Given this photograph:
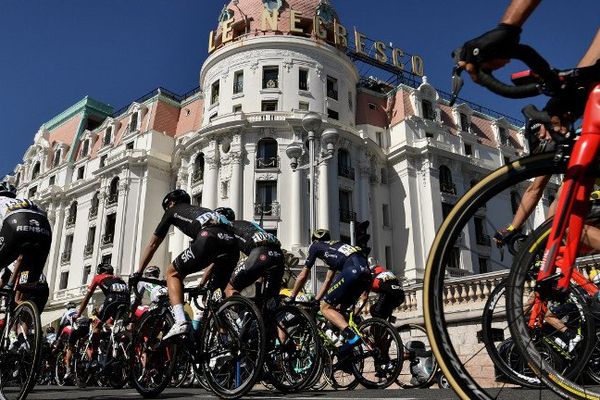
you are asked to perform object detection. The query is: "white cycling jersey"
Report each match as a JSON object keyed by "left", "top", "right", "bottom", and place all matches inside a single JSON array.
[
  {"left": 60, "top": 308, "right": 78, "bottom": 327},
  {"left": 137, "top": 281, "right": 167, "bottom": 304}
]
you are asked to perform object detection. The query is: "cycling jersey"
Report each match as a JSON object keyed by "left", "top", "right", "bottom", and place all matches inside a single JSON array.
[
  {"left": 154, "top": 203, "right": 231, "bottom": 239},
  {"left": 304, "top": 241, "right": 362, "bottom": 272},
  {"left": 60, "top": 308, "right": 78, "bottom": 328},
  {"left": 231, "top": 220, "right": 280, "bottom": 255},
  {"left": 136, "top": 281, "right": 167, "bottom": 304},
  {"left": 369, "top": 265, "right": 404, "bottom": 319},
  {"left": 88, "top": 274, "right": 130, "bottom": 322}
]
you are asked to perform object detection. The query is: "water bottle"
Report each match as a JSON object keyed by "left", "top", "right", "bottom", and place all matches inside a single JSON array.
[{"left": 325, "top": 329, "right": 340, "bottom": 345}]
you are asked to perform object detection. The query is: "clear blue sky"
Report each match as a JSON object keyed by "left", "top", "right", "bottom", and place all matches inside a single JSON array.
[{"left": 1, "top": 0, "right": 597, "bottom": 176}]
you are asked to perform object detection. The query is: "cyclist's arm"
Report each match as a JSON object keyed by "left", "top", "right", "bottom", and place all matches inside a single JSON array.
[
  {"left": 137, "top": 234, "right": 164, "bottom": 275},
  {"left": 290, "top": 267, "right": 310, "bottom": 298},
  {"left": 579, "top": 28, "right": 600, "bottom": 67},
  {"left": 511, "top": 174, "right": 551, "bottom": 229},
  {"left": 77, "top": 290, "right": 94, "bottom": 318},
  {"left": 315, "top": 269, "right": 335, "bottom": 301},
  {"left": 500, "top": 0, "right": 541, "bottom": 27}
]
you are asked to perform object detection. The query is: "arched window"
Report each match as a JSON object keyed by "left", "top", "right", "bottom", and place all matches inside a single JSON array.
[
  {"left": 31, "top": 162, "right": 41, "bottom": 179},
  {"left": 53, "top": 149, "right": 62, "bottom": 168},
  {"left": 337, "top": 149, "right": 354, "bottom": 180},
  {"left": 256, "top": 138, "right": 278, "bottom": 169},
  {"left": 90, "top": 192, "right": 100, "bottom": 218},
  {"left": 193, "top": 153, "right": 205, "bottom": 183},
  {"left": 80, "top": 139, "right": 90, "bottom": 158},
  {"left": 67, "top": 201, "right": 78, "bottom": 227},
  {"left": 108, "top": 177, "right": 119, "bottom": 205},
  {"left": 439, "top": 165, "right": 455, "bottom": 195}
]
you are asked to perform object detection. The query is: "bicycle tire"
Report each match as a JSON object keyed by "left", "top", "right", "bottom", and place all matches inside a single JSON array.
[
  {"left": 423, "top": 153, "right": 572, "bottom": 399},
  {"left": 199, "top": 295, "right": 266, "bottom": 399},
  {"left": 507, "top": 217, "right": 599, "bottom": 399},
  {"left": 395, "top": 323, "right": 438, "bottom": 389},
  {"left": 481, "top": 279, "right": 542, "bottom": 388},
  {"left": 130, "top": 306, "right": 178, "bottom": 398},
  {"left": 352, "top": 317, "right": 403, "bottom": 389},
  {"left": 54, "top": 350, "right": 68, "bottom": 387}
]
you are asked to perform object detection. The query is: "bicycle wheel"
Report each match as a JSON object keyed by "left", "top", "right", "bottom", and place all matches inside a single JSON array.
[
  {"left": 0, "top": 301, "right": 42, "bottom": 400},
  {"left": 481, "top": 279, "right": 543, "bottom": 388},
  {"left": 508, "top": 217, "right": 599, "bottom": 399},
  {"left": 423, "top": 153, "right": 578, "bottom": 399},
  {"left": 54, "top": 349, "right": 68, "bottom": 386},
  {"left": 263, "top": 304, "right": 322, "bottom": 393},
  {"left": 170, "top": 349, "right": 193, "bottom": 388},
  {"left": 396, "top": 323, "right": 437, "bottom": 388},
  {"left": 351, "top": 317, "right": 402, "bottom": 389},
  {"left": 199, "top": 295, "right": 266, "bottom": 399},
  {"left": 130, "top": 307, "right": 178, "bottom": 398}
]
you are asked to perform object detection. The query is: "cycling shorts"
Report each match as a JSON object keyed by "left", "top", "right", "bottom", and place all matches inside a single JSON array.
[
  {"left": 230, "top": 245, "right": 284, "bottom": 301},
  {"left": 370, "top": 280, "right": 405, "bottom": 319},
  {"left": 173, "top": 226, "right": 239, "bottom": 290},
  {"left": 97, "top": 296, "right": 128, "bottom": 323},
  {"left": 323, "top": 255, "right": 372, "bottom": 309}
]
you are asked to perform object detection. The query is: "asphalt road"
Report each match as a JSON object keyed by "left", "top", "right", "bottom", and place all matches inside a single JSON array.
[{"left": 25, "top": 386, "right": 564, "bottom": 400}]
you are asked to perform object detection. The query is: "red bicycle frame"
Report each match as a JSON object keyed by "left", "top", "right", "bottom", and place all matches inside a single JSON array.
[{"left": 529, "top": 84, "right": 600, "bottom": 328}]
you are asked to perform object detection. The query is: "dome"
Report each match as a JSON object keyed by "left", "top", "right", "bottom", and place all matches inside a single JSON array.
[{"left": 211, "top": 0, "right": 340, "bottom": 50}]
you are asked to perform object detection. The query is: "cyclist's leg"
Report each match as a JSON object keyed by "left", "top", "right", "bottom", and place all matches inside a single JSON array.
[{"left": 226, "top": 247, "right": 264, "bottom": 297}]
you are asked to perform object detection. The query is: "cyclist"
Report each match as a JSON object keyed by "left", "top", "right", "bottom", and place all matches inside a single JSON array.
[
  {"left": 214, "top": 207, "right": 285, "bottom": 309},
  {"left": 288, "top": 229, "right": 372, "bottom": 354},
  {"left": 56, "top": 301, "right": 81, "bottom": 380},
  {"left": 134, "top": 189, "right": 238, "bottom": 340},
  {"left": 132, "top": 266, "right": 166, "bottom": 310},
  {"left": 0, "top": 181, "right": 52, "bottom": 312},
  {"left": 74, "top": 263, "right": 129, "bottom": 360},
  {"left": 368, "top": 262, "right": 405, "bottom": 321}
]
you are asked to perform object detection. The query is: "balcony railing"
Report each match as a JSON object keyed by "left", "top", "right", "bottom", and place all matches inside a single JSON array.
[
  {"left": 476, "top": 234, "right": 492, "bottom": 247},
  {"left": 233, "top": 81, "right": 243, "bottom": 94},
  {"left": 338, "top": 166, "right": 355, "bottom": 180},
  {"left": 339, "top": 209, "right": 357, "bottom": 223},
  {"left": 60, "top": 250, "right": 72, "bottom": 265},
  {"left": 102, "top": 233, "right": 114, "bottom": 246},
  {"left": 84, "top": 244, "right": 94, "bottom": 258},
  {"left": 89, "top": 206, "right": 98, "bottom": 219},
  {"left": 192, "top": 169, "right": 204, "bottom": 184},
  {"left": 107, "top": 194, "right": 118, "bottom": 206},
  {"left": 254, "top": 202, "right": 280, "bottom": 218},
  {"left": 65, "top": 215, "right": 76, "bottom": 228},
  {"left": 256, "top": 157, "right": 278, "bottom": 169},
  {"left": 440, "top": 182, "right": 457, "bottom": 195}
]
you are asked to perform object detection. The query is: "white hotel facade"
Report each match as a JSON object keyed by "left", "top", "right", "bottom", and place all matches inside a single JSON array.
[{"left": 5, "top": 0, "right": 552, "bottom": 319}]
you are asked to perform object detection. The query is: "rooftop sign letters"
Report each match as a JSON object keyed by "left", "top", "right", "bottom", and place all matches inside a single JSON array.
[{"left": 208, "top": 7, "right": 425, "bottom": 77}]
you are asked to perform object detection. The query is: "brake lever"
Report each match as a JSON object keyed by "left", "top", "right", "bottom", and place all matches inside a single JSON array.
[{"left": 449, "top": 49, "right": 465, "bottom": 107}]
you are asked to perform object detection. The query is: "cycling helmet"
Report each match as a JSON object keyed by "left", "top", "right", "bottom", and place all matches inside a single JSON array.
[
  {"left": 144, "top": 266, "right": 160, "bottom": 279},
  {"left": 65, "top": 301, "right": 76, "bottom": 310},
  {"left": 214, "top": 207, "right": 235, "bottom": 222},
  {"left": 161, "top": 189, "right": 191, "bottom": 211},
  {"left": 311, "top": 229, "right": 331, "bottom": 242},
  {"left": 0, "top": 181, "right": 17, "bottom": 198},
  {"left": 96, "top": 262, "right": 114, "bottom": 275}
]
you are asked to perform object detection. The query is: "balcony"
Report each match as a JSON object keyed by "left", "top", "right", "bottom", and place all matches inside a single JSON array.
[
  {"left": 256, "top": 157, "right": 278, "bottom": 170},
  {"left": 89, "top": 206, "right": 98, "bottom": 220},
  {"left": 65, "top": 215, "right": 76, "bottom": 228},
  {"left": 84, "top": 244, "right": 94, "bottom": 258},
  {"left": 254, "top": 202, "right": 280, "bottom": 218},
  {"left": 107, "top": 194, "right": 118, "bottom": 206},
  {"left": 101, "top": 233, "right": 114, "bottom": 246},
  {"left": 440, "top": 182, "right": 457, "bottom": 195},
  {"left": 476, "top": 234, "right": 492, "bottom": 247},
  {"left": 233, "top": 82, "right": 243, "bottom": 94},
  {"left": 338, "top": 166, "right": 355, "bottom": 180},
  {"left": 192, "top": 169, "right": 204, "bottom": 184},
  {"left": 339, "top": 209, "right": 357, "bottom": 223},
  {"left": 60, "top": 250, "right": 72, "bottom": 265}
]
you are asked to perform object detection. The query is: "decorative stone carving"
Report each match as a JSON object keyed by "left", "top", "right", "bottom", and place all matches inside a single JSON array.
[
  {"left": 205, "top": 157, "right": 219, "bottom": 171},
  {"left": 283, "top": 57, "right": 294, "bottom": 72},
  {"left": 256, "top": 173, "right": 277, "bottom": 181}
]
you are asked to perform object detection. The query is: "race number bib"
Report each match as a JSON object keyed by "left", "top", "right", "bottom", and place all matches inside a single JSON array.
[
  {"left": 337, "top": 244, "right": 359, "bottom": 257},
  {"left": 110, "top": 282, "right": 128, "bottom": 293}
]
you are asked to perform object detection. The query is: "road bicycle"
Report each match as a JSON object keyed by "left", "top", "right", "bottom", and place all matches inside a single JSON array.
[
  {"left": 423, "top": 43, "right": 600, "bottom": 399},
  {"left": 0, "top": 283, "right": 43, "bottom": 400},
  {"left": 53, "top": 316, "right": 90, "bottom": 387}
]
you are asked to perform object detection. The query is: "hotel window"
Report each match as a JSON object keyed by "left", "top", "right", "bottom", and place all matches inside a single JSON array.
[
  {"left": 62, "top": 234, "right": 74, "bottom": 263},
  {"left": 209, "top": 113, "right": 218, "bottom": 123},
  {"left": 82, "top": 265, "right": 92, "bottom": 285},
  {"left": 299, "top": 101, "right": 309, "bottom": 111},
  {"left": 233, "top": 70, "right": 244, "bottom": 94},
  {"left": 103, "top": 127, "right": 113, "bottom": 146},
  {"left": 263, "top": 66, "right": 279, "bottom": 89},
  {"left": 59, "top": 271, "right": 69, "bottom": 290},
  {"left": 86, "top": 226, "right": 96, "bottom": 248},
  {"left": 479, "top": 257, "right": 489, "bottom": 274},
  {"left": 385, "top": 246, "right": 393, "bottom": 269},
  {"left": 80, "top": 139, "right": 90, "bottom": 158},
  {"left": 193, "top": 193, "right": 202, "bottom": 206},
  {"left": 31, "top": 162, "right": 41, "bottom": 179},
  {"left": 474, "top": 217, "right": 490, "bottom": 246},
  {"left": 299, "top": 68, "right": 309, "bottom": 91},
  {"left": 211, "top": 80, "right": 220, "bottom": 105},
  {"left": 339, "top": 190, "right": 353, "bottom": 223},
  {"left": 193, "top": 153, "right": 204, "bottom": 183},
  {"left": 221, "top": 180, "right": 229, "bottom": 199},
  {"left": 338, "top": 149, "right": 353, "bottom": 180},
  {"left": 103, "top": 213, "right": 116, "bottom": 245},
  {"left": 499, "top": 126, "right": 511, "bottom": 146},
  {"left": 464, "top": 143, "right": 473, "bottom": 156},
  {"left": 376, "top": 132, "right": 383, "bottom": 147},
  {"left": 504, "top": 156, "right": 511, "bottom": 165},
  {"left": 100, "top": 155, "right": 107, "bottom": 168},
  {"left": 327, "top": 109, "right": 339, "bottom": 120},
  {"left": 101, "top": 254, "right": 112, "bottom": 266},
  {"left": 28, "top": 186, "right": 37, "bottom": 198},
  {"left": 422, "top": 99, "right": 434, "bottom": 120},
  {"left": 233, "top": 104, "right": 242, "bottom": 113},
  {"left": 257, "top": 138, "right": 278, "bottom": 169},
  {"left": 327, "top": 76, "right": 338, "bottom": 100},
  {"left": 48, "top": 175, "right": 55, "bottom": 186},
  {"left": 439, "top": 165, "right": 455, "bottom": 195},
  {"left": 77, "top": 166, "right": 85, "bottom": 180},
  {"left": 261, "top": 100, "right": 278, "bottom": 112},
  {"left": 460, "top": 113, "right": 470, "bottom": 132},
  {"left": 53, "top": 149, "right": 62, "bottom": 168},
  {"left": 382, "top": 204, "right": 391, "bottom": 227},
  {"left": 256, "top": 181, "right": 277, "bottom": 214},
  {"left": 130, "top": 112, "right": 139, "bottom": 132}
]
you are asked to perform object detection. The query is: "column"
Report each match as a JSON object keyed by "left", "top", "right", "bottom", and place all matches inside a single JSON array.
[
  {"left": 203, "top": 155, "right": 219, "bottom": 209},
  {"left": 358, "top": 162, "right": 370, "bottom": 221},
  {"left": 317, "top": 161, "right": 330, "bottom": 231},
  {"left": 47, "top": 200, "right": 65, "bottom": 302},
  {"left": 290, "top": 167, "right": 303, "bottom": 249},
  {"left": 230, "top": 152, "right": 243, "bottom": 218}
]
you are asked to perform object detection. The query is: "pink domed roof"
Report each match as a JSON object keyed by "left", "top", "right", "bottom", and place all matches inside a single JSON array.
[{"left": 211, "top": 0, "right": 339, "bottom": 49}]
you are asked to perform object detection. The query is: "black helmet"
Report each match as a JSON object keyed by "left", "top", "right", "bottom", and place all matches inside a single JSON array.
[
  {"left": 0, "top": 181, "right": 17, "bottom": 198},
  {"left": 162, "top": 189, "right": 190, "bottom": 210},
  {"left": 96, "top": 262, "right": 114, "bottom": 275},
  {"left": 65, "top": 301, "right": 76, "bottom": 310},
  {"left": 312, "top": 229, "right": 331, "bottom": 242},
  {"left": 214, "top": 207, "right": 235, "bottom": 222},
  {"left": 144, "top": 266, "right": 160, "bottom": 278}
]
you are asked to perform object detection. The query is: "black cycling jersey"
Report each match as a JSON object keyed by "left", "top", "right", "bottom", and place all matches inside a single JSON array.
[
  {"left": 231, "top": 220, "right": 280, "bottom": 255},
  {"left": 154, "top": 204, "right": 230, "bottom": 239},
  {"left": 304, "top": 241, "right": 362, "bottom": 272}
]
